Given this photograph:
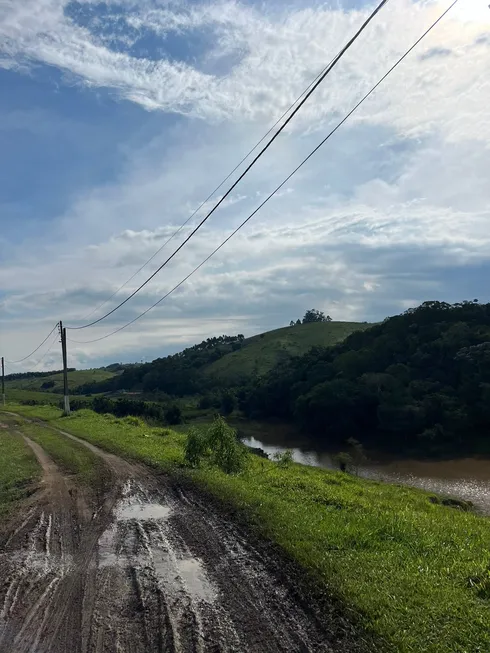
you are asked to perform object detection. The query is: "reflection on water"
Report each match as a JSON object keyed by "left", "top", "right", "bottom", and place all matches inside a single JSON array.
[{"left": 242, "top": 435, "right": 490, "bottom": 514}]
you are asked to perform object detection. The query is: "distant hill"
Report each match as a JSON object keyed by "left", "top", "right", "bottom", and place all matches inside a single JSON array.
[
  {"left": 205, "top": 321, "right": 370, "bottom": 384},
  {"left": 5, "top": 368, "right": 116, "bottom": 393}
]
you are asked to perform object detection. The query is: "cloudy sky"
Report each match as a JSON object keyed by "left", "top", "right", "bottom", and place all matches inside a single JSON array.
[{"left": 1, "top": 0, "right": 489, "bottom": 371}]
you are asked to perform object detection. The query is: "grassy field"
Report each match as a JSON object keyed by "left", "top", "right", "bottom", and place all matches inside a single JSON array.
[
  {"left": 2, "top": 388, "right": 95, "bottom": 407},
  {"left": 205, "top": 321, "right": 370, "bottom": 383},
  {"left": 4, "top": 403, "right": 489, "bottom": 653},
  {"left": 0, "top": 420, "right": 40, "bottom": 520},
  {"left": 5, "top": 368, "right": 115, "bottom": 393}
]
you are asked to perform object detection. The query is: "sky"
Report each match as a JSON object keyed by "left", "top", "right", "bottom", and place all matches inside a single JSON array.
[{"left": 0, "top": 0, "right": 489, "bottom": 372}]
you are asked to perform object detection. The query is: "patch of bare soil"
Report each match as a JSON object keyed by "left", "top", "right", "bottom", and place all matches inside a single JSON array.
[{"left": 0, "top": 416, "right": 371, "bottom": 653}]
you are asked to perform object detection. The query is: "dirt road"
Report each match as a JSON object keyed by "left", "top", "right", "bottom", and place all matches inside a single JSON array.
[{"left": 0, "top": 415, "right": 366, "bottom": 653}]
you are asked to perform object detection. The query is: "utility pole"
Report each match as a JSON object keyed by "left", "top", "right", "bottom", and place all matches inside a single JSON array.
[
  {"left": 59, "top": 321, "right": 70, "bottom": 416},
  {"left": 1, "top": 356, "right": 5, "bottom": 406}
]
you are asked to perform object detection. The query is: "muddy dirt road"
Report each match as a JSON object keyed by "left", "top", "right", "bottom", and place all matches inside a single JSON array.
[{"left": 0, "top": 415, "right": 366, "bottom": 653}]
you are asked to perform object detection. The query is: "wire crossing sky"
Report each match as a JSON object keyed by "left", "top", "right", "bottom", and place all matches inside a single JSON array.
[{"left": 1, "top": 0, "right": 489, "bottom": 369}]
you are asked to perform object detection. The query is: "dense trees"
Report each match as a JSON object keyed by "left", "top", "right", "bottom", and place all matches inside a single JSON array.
[
  {"left": 290, "top": 310, "right": 332, "bottom": 325},
  {"left": 244, "top": 301, "right": 490, "bottom": 457}
]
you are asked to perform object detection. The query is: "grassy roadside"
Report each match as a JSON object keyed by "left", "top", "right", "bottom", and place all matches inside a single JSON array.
[
  {"left": 4, "top": 403, "right": 490, "bottom": 653},
  {"left": 0, "top": 419, "right": 40, "bottom": 521},
  {"left": 5, "top": 414, "right": 109, "bottom": 499}
]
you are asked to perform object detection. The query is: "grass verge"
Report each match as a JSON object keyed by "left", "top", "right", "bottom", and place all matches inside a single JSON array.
[
  {"left": 8, "top": 414, "right": 110, "bottom": 499},
  {"left": 0, "top": 418, "right": 40, "bottom": 521},
  {"left": 4, "top": 403, "right": 490, "bottom": 653}
]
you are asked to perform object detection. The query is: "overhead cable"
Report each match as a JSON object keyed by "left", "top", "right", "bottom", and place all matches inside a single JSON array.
[
  {"left": 67, "top": 0, "right": 459, "bottom": 345},
  {"left": 67, "top": 0, "right": 391, "bottom": 331},
  {"left": 6, "top": 323, "right": 60, "bottom": 364}
]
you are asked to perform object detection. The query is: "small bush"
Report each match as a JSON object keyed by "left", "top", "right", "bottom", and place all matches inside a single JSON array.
[
  {"left": 207, "top": 417, "right": 247, "bottom": 474},
  {"left": 273, "top": 449, "right": 294, "bottom": 467},
  {"left": 333, "top": 451, "right": 353, "bottom": 472},
  {"left": 184, "top": 428, "right": 208, "bottom": 467},
  {"left": 184, "top": 417, "right": 247, "bottom": 474},
  {"left": 122, "top": 416, "right": 145, "bottom": 427}
]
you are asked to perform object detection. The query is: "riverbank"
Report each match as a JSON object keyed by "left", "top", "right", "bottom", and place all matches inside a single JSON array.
[{"left": 3, "top": 403, "right": 490, "bottom": 653}]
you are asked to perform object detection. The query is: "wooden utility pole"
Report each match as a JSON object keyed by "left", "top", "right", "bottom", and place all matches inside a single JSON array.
[
  {"left": 59, "top": 321, "right": 70, "bottom": 416},
  {"left": 1, "top": 356, "right": 5, "bottom": 406}
]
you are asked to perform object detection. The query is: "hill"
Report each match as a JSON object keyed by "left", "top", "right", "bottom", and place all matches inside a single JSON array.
[
  {"left": 244, "top": 300, "right": 490, "bottom": 457},
  {"left": 205, "top": 321, "right": 370, "bottom": 384},
  {"left": 5, "top": 368, "right": 115, "bottom": 393}
]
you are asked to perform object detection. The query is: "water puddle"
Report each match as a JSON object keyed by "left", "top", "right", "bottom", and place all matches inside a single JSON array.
[
  {"left": 177, "top": 558, "right": 216, "bottom": 603},
  {"left": 116, "top": 503, "right": 171, "bottom": 521}
]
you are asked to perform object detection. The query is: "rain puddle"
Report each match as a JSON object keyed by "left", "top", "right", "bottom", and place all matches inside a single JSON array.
[
  {"left": 116, "top": 503, "right": 171, "bottom": 521},
  {"left": 152, "top": 549, "right": 216, "bottom": 604}
]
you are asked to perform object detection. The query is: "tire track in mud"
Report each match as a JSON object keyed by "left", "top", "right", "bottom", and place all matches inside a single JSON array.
[{"left": 0, "top": 414, "right": 369, "bottom": 653}]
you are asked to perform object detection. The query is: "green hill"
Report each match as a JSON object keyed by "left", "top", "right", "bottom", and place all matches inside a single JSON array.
[
  {"left": 205, "top": 321, "right": 370, "bottom": 384},
  {"left": 5, "top": 368, "right": 115, "bottom": 393}
]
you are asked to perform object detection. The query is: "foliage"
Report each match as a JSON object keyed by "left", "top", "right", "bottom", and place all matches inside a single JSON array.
[
  {"left": 333, "top": 451, "right": 353, "bottom": 472},
  {"left": 184, "top": 428, "right": 208, "bottom": 467},
  {"left": 302, "top": 308, "right": 332, "bottom": 323},
  {"left": 272, "top": 448, "right": 294, "bottom": 467},
  {"left": 164, "top": 404, "right": 183, "bottom": 425},
  {"left": 7, "top": 403, "right": 490, "bottom": 653},
  {"left": 219, "top": 390, "right": 236, "bottom": 416},
  {"left": 184, "top": 417, "right": 247, "bottom": 474},
  {"left": 245, "top": 300, "right": 490, "bottom": 457}
]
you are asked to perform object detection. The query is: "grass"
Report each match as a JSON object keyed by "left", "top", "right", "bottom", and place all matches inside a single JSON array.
[
  {"left": 8, "top": 415, "right": 109, "bottom": 499},
  {"left": 205, "top": 321, "right": 370, "bottom": 383},
  {"left": 0, "top": 419, "right": 40, "bottom": 520},
  {"left": 4, "top": 403, "right": 490, "bottom": 653},
  {"left": 5, "top": 368, "right": 115, "bottom": 393}
]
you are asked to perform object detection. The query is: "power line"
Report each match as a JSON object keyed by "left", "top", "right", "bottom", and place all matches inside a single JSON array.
[
  {"left": 77, "top": 56, "right": 345, "bottom": 323},
  {"left": 68, "top": 0, "right": 459, "bottom": 346},
  {"left": 5, "top": 323, "right": 59, "bottom": 364},
  {"left": 67, "top": 0, "right": 390, "bottom": 331}
]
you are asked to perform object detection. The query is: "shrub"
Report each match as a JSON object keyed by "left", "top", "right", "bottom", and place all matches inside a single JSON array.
[
  {"left": 207, "top": 417, "right": 247, "bottom": 474},
  {"left": 184, "top": 428, "right": 208, "bottom": 467},
  {"left": 184, "top": 417, "right": 248, "bottom": 474},
  {"left": 333, "top": 451, "right": 353, "bottom": 472},
  {"left": 273, "top": 449, "right": 294, "bottom": 467}
]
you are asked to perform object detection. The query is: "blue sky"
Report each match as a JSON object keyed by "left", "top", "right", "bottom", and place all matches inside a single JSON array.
[{"left": 0, "top": 0, "right": 489, "bottom": 371}]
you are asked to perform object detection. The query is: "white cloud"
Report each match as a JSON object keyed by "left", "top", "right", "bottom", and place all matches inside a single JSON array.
[{"left": 1, "top": 0, "right": 490, "bottom": 369}]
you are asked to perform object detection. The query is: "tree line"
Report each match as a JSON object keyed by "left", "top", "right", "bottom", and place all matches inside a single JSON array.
[{"left": 242, "top": 301, "right": 490, "bottom": 457}]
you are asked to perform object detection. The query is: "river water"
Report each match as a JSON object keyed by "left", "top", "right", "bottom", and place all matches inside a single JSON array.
[{"left": 240, "top": 425, "right": 490, "bottom": 515}]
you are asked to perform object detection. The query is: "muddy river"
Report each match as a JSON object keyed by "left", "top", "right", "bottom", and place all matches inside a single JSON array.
[{"left": 241, "top": 426, "right": 490, "bottom": 514}]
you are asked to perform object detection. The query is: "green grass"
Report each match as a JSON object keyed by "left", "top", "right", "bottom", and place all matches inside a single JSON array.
[
  {"left": 4, "top": 403, "right": 490, "bottom": 653},
  {"left": 3, "top": 388, "right": 94, "bottom": 408},
  {"left": 0, "top": 419, "right": 40, "bottom": 520},
  {"left": 205, "top": 321, "right": 370, "bottom": 383},
  {"left": 8, "top": 415, "right": 109, "bottom": 499},
  {"left": 5, "top": 368, "right": 115, "bottom": 393}
]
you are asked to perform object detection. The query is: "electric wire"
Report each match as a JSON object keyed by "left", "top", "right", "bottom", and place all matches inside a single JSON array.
[
  {"left": 67, "top": 0, "right": 459, "bottom": 346},
  {"left": 67, "top": 0, "right": 391, "bottom": 331},
  {"left": 77, "top": 55, "right": 347, "bottom": 322},
  {"left": 5, "top": 323, "right": 60, "bottom": 364}
]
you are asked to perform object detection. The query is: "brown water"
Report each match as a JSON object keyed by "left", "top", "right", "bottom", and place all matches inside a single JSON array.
[{"left": 241, "top": 425, "right": 490, "bottom": 514}]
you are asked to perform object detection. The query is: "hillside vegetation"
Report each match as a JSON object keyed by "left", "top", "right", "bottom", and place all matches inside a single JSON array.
[
  {"left": 5, "top": 404, "right": 490, "bottom": 653},
  {"left": 5, "top": 368, "right": 115, "bottom": 393},
  {"left": 205, "top": 321, "right": 369, "bottom": 383},
  {"left": 244, "top": 300, "right": 490, "bottom": 457}
]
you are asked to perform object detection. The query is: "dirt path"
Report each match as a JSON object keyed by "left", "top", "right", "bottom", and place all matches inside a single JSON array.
[{"left": 0, "top": 415, "right": 367, "bottom": 653}]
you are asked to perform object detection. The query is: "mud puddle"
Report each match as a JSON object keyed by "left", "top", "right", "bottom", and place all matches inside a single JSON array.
[{"left": 0, "top": 413, "right": 370, "bottom": 653}]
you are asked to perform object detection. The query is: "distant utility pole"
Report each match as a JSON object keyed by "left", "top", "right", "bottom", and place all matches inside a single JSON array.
[
  {"left": 1, "top": 356, "right": 5, "bottom": 406},
  {"left": 59, "top": 321, "right": 70, "bottom": 416}
]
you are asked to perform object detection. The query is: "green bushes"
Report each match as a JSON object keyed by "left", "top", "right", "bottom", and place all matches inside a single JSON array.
[{"left": 184, "top": 417, "right": 247, "bottom": 473}]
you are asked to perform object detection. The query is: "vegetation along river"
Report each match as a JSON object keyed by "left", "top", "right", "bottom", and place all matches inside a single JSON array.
[{"left": 240, "top": 424, "right": 490, "bottom": 515}]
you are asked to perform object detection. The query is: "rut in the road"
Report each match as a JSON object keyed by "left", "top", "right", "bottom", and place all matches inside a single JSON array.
[{"left": 0, "top": 415, "right": 370, "bottom": 653}]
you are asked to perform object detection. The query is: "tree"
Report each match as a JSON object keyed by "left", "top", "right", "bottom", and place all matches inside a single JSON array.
[
  {"left": 220, "top": 391, "right": 236, "bottom": 416},
  {"left": 165, "top": 405, "right": 182, "bottom": 425},
  {"left": 289, "top": 320, "right": 295, "bottom": 327},
  {"left": 296, "top": 319, "right": 301, "bottom": 326},
  {"left": 302, "top": 309, "right": 328, "bottom": 324}
]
